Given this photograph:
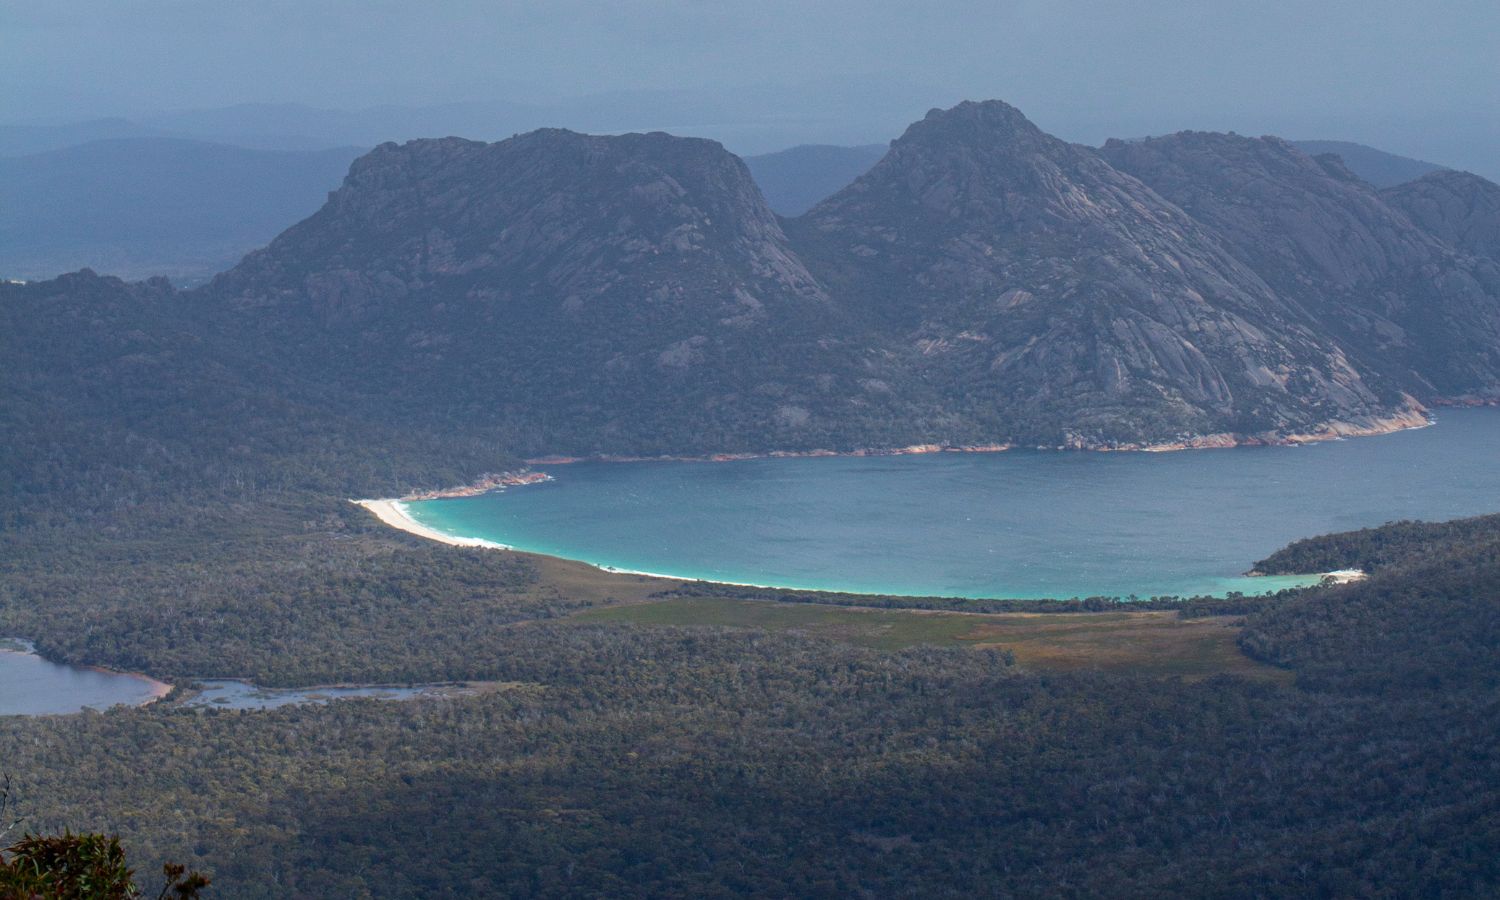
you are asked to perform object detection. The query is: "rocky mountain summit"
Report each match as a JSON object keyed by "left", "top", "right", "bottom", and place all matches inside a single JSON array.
[
  {"left": 792, "top": 102, "right": 1404, "bottom": 446},
  {"left": 16, "top": 100, "right": 1500, "bottom": 458},
  {"left": 214, "top": 129, "right": 828, "bottom": 322},
  {"left": 203, "top": 128, "right": 930, "bottom": 455}
]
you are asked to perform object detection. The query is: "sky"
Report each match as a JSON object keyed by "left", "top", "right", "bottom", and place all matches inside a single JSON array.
[{"left": 3, "top": 0, "right": 1497, "bottom": 169}]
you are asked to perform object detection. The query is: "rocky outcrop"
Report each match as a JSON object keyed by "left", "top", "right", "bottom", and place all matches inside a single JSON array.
[
  {"left": 203, "top": 129, "right": 924, "bottom": 456},
  {"left": 215, "top": 130, "right": 829, "bottom": 320},
  {"left": 401, "top": 469, "right": 552, "bottom": 500},
  {"left": 790, "top": 101, "right": 1403, "bottom": 446},
  {"left": 1383, "top": 170, "right": 1500, "bottom": 262},
  {"left": 145, "top": 101, "right": 1500, "bottom": 455},
  {"left": 1101, "top": 132, "right": 1500, "bottom": 402}
]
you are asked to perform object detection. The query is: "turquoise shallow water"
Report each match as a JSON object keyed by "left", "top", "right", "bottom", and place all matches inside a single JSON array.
[{"left": 405, "top": 408, "right": 1500, "bottom": 600}]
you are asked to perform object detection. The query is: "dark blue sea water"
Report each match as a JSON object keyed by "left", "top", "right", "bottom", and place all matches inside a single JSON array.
[{"left": 405, "top": 408, "right": 1500, "bottom": 600}]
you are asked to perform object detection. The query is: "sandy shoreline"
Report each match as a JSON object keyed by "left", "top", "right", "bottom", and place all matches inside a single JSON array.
[
  {"left": 353, "top": 498, "right": 512, "bottom": 549},
  {"left": 1320, "top": 569, "right": 1368, "bottom": 585},
  {"left": 355, "top": 498, "right": 692, "bottom": 581},
  {"left": 526, "top": 443, "right": 1015, "bottom": 466},
  {"left": 354, "top": 499, "right": 1364, "bottom": 600},
  {"left": 525, "top": 408, "right": 1434, "bottom": 466},
  {"left": 115, "top": 669, "right": 174, "bottom": 704},
  {"left": 1, "top": 640, "right": 173, "bottom": 710}
]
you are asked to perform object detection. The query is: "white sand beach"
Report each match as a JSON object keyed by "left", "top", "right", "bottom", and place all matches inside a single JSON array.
[
  {"left": 355, "top": 500, "right": 1370, "bottom": 597},
  {"left": 352, "top": 499, "right": 511, "bottom": 549},
  {"left": 1322, "top": 569, "right": 1368, "bottom": 584}
]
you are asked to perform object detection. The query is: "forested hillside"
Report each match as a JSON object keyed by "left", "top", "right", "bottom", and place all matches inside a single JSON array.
[
  {"left": 4, "top": 515, "right": 1500, "bottom": 896},
  {"left": 1245, "top": 514, "right": 1500, "bottom": 692}
]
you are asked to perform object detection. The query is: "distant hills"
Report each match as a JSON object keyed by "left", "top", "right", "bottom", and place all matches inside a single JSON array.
[
  {"left": 1289, "top": 140, "right": 1445, "bottom": 188},
  {"left": 0, "top": 82, "right": 949, "bottom": 159},
  {"left": 8, "top": 100, "right": 1500, "bottom": 463},
  {"left": 0, "top": 117, "right": 168, "bottom": 158},
  {"left": 1, "top": 126, "right": 1461, "bottom": 285},
  {"left": 742, "top": 144, "right": 888, "bottom": 216},
  {"left": 0, "top": 138, "right": 363, "bottom": 282}
]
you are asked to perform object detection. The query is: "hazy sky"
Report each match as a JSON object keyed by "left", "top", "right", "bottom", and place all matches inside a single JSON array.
[{"left": 5, "top": 1, "right": 1497, "bottom": 168}]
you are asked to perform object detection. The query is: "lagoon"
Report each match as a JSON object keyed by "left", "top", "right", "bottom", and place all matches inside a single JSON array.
[
  {"left": 0, "top": 640, "right": 168, "bottom": 716},
  {"left": 404, "top": 408, "right": 1500, "bottom": 600}
]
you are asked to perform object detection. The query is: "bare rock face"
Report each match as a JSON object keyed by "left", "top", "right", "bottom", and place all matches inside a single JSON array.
[
  {"left": 168, "top": 103, "right": 1500, "bottom": 455},
  {"left": 205, "top": 130, "right": 914, "bottom": 455},
  {"left": 1101, "top": 133, "right": 1500, "bottom": 402},
  {"left": 1384, "top": 170, "right": 1500, "bottom": 263},
  {"left": 791, "top": 101, "right": 1400, "bottom": 445},
  {"left": 213, "top": 130, "right": 829, "bottom": 326}
]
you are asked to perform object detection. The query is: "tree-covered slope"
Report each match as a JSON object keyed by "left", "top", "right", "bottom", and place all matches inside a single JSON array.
[
  {"left": 6, "top": 513, "right": 1500, "bottom": 896},
  {"left": 0, "top": 271, "right": 515, "bottom": 524},
  {"left": 1244, "top": 513, "right": 1500, "bottom": 693}
]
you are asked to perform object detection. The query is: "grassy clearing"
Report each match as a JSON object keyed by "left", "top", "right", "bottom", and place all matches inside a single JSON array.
[
  {"left": 524, "top": 552, "right": 683, "bottom": 605},
  {"left": 575, "top": 597, "right": 1286, "bottom": 680}
]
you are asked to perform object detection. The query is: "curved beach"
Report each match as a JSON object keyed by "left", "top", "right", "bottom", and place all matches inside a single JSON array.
[
  {"left": 353, "top": 498, "right": 511, "bottom": 549},
  {"left": 354, "top": 495, "right": 1363, "bottom": 600}
]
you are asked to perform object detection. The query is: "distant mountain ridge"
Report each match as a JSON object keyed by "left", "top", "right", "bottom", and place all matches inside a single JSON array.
[
  {"left": 0, "top": 138, "right": 363, "bottom": 282},
  {"left": 0, "top": 81, "right": 949, "bottom": 159},
  {"left": 1290, "top": 140, "right": 1446, "bottom": 188},
  {"left": 739, "top": 139, "right": 1452, "bottom": 217},
  {"left": 1, "top": 126, "right": 1463, "bottom": 286},
  {"left": 10, "top": 99, "right": 1500, "bottom": 463}
]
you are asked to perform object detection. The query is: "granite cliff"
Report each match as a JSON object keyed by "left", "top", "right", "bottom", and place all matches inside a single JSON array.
[
  {"left": 1101, "top": 132, "right": 1500, "bottom": 403},
  {"left": 791, "top": 101, "right": 1407, "bottom": 447},
  {"left": 16, "top": 100, "right": 1500, "bottom": 460},
  {"left": 1383, "top": 169, "right": 1500, "bottom": 263},
  {"left": 204, "top": 129, "right": 934, "bottom": 455}
]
